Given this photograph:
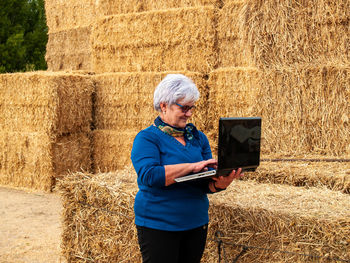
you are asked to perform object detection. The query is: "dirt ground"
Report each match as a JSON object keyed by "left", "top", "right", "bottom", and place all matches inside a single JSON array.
[{"left": 0, "top": 186, "right": 65, "bottom": 263}]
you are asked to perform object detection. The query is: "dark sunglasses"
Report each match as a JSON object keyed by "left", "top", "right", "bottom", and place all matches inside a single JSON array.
[{"left": 175, "top": 103, "right": 196, "bottom": 113}]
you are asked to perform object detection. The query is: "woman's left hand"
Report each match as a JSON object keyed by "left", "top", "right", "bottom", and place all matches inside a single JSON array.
[{"left": 212, "top": 168, "right": 244, "bottom": 190}]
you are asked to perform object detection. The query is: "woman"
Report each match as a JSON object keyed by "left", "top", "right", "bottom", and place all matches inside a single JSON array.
[{"left": 131, "top": 74, "right": 243, "bottom": 263}]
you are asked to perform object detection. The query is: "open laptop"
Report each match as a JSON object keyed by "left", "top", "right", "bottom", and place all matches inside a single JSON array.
[{"left": 174, "top": 117, "right": 262, "bottom": 183}]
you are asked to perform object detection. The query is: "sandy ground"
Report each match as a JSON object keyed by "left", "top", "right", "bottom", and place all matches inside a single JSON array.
[{"left": 0, "top": 186, "right": 65, "bottom": 263}]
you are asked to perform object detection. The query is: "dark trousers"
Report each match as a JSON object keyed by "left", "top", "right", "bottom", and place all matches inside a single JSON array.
[{"left": 136, "top": 224, "right": 208, "bottom": 263}]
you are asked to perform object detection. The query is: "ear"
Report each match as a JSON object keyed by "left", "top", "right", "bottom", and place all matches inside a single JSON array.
[{"left": 160, "top": 102, "right": 167, "bottom": 112}]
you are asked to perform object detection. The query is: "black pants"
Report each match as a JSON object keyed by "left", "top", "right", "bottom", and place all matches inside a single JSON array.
[{"left": 136, "top": 224, "right": 208, "bottom": 263}]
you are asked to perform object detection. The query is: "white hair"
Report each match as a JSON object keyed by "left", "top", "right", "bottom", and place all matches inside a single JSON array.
[{"left": 153, "top": 74, "right": 200, "bottom": 112}]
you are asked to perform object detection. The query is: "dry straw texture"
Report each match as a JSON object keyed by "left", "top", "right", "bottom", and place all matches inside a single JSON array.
[
  {"left": 247, "top": 159, "right": 350, "bottom": 194},
  {"left": 206, "top": 180, "right": 350, "bottom": 262},
  {"left": 207, "top": 65, "right": 350, "bottom": 158},
  {"left": 240, "top": 0, "right": 350, "bottom": 68},
  {"left": 0, "top": 72, "right": 94, "bottom": 135},
  {"left": 52, "top": 133, "right": 92, "bottom": 180},
  {"left": 0, "top": 132, "right": 53, "bottom": 190},
  {"left": 257, "top": 65, "right": 350, "bottom": 157},
  {"left": 46, "top": 27, "right": 92, "bottom": 71},
  {"left": 59, "top": 170, "right": 350, "bottom": 262},
  {"left": 96, "top": 0, "right": 221, "bottom": 16},
  {"left": 59, "top": 170, "right": 140, "bottom": 263},
  {"left": 45, "top": 0, "right": 96, "bottom": 33},
  {"left": 0, "top": 132, "right": 91, "bottom": 191},
  {"left": 92, "top": 130, "right": 138, "bottom": 173},
  {"left": 93, "top": 71, "right": 208, "bottom": 132},
  {"left": 207, "top": 67, "right": 262, "bottom": 153},
  {"left": 0, "top": 72, "right": 94, "bottom": 190},
  {"left": 217, "top": 0, "right": 253, "bottom": 67},
  {"left": 92, "top": 6, "right": 217, "bottom": 73}
]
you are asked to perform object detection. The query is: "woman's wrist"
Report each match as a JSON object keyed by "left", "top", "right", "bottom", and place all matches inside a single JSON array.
[
  {"left": 209, "top": 181, "right": 226, "bottom": 192},
  {"left": 213, "top": 181, "right": 226, "bottom": 191}
]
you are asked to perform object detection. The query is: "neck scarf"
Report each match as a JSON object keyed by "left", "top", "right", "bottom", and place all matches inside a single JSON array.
[{"left": 154, "top": 116, "right": 198, "bottom": 141}]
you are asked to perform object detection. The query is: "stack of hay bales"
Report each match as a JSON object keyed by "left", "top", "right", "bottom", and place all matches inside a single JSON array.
[
  {"left": 45, "top": 0, "right": 95, "bottom": 71},
  {"left": 0, "top": 72, "right": 93, "bottom": 191},
  {"left": 59, "top": 170, "right": 350, "bottom": 262},
  {"left": 45, "top": 0, "right": 350, "bottom": 262}
]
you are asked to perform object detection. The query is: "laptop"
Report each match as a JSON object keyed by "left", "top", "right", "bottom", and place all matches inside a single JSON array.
[{"left": 174, "top": 117, "right": 262, "bottom": 183}]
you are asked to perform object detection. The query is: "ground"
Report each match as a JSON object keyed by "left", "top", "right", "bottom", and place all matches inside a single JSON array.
[{"left": 0, "top": 186, "right": 65, "bottom": 263}]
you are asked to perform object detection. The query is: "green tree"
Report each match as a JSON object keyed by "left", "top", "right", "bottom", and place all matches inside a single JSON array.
[{"left": 0, "top": 0, "right": 48, "bottom": 73}]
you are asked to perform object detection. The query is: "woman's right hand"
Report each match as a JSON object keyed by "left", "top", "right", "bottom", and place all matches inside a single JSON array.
[
  {"left": 164, "top": 159, "right": 217, "bottom": 186},
  {"left": 192, "top": 159, "right": 218, "bottom": 173}
]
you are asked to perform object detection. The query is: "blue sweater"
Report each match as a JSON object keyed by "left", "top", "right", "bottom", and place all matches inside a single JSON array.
[{"left": 131, "top": 125, "right": 213, "bottom": 231}]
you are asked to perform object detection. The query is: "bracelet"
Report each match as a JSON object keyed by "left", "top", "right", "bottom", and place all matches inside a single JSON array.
[{"left": 213, "top": 182, "right": 226, "bottom": 192}]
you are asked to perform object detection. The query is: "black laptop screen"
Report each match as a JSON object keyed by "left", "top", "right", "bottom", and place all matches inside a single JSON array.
[{"left": 218, "top": 117, "right": 261, "bottom": 172}]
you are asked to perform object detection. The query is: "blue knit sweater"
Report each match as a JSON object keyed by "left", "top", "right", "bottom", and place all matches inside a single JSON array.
[{"left": 131, "top": 125, "right": 213, "bottom": 231}]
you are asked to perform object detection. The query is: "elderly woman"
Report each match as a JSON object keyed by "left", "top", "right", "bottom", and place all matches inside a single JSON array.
[{"left": 131, "top": 74, "right": 243, "bottom": 263}]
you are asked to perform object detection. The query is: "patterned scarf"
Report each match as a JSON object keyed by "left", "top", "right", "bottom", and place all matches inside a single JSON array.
[{"left": 154, "top": 116, "right": 198, "bottom": 141}]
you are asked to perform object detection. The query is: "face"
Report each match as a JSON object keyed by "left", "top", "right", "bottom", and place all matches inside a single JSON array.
[{"left": 160, "top": 98, "right": 195, "bottom": 128}]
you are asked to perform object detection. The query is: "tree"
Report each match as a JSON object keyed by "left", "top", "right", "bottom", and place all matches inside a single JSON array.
[{"left": 0, "top": 0, "right": 48, "bottom": 73}]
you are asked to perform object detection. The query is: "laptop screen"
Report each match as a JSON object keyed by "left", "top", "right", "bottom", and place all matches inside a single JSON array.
[{"left": 218, "top": 117, "right": 262, "bottom": 174}]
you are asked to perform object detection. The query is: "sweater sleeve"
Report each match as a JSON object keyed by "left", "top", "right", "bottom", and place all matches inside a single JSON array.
[
  {"left": 131, "top": 131, "right": 166, "bottom": 187},
  {"left": 192, "top": 131, "right": 216, "bottom": 194}
]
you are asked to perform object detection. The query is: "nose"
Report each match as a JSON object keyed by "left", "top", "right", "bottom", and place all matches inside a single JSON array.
[{"left": 185, "top": 110, "right": 192, "bottom": 117}]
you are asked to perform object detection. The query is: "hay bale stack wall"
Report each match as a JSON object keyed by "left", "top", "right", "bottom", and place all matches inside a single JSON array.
[
  {"left": 0, "top": 72, "right": 93, "bottom": 191},
  {"left": 2, "top": 0, "right": 347, "bottom": 262}
]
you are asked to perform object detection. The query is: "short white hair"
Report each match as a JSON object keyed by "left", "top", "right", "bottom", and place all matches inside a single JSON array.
[{"left": 153, "top": 74, "right": 200, "bottom": 112}]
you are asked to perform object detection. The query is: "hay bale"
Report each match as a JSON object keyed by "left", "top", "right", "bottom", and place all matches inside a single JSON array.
[
  {"left": 92, "top": 130, "right": 138, "bottom": 173},
  {"left": 59, "top": 171, "right": 350, "bottom": 262},
  {"left": 0, "top": 132, "right": 91, "bottom": 191},
  {"left": 92, "top": 6, "right": 217, "bottom": 73},
  {"left": 93, "top": 72, "right": 209, "bottom": 132},
  {"left": 45, "top": 0, "right": 96, "bottom": 33},
  {"left": 246, "top": 159, "right": 350, "bottom": 194},
  {"left": 96, "top": 0, "right": 221, "bottom": 15},
  {"left": 256, "top": 65, "right": 350, "bottom": 157},
  {"left": 59, "top": 170, "right": 140, "bottom": 263},
  {"left": 217, "top": 0, "right": 254, "bottom": 67},
  {"left": 204, "top": 180, "right": 350, "bottom": 262},
  {"left": 0, "top": 72, "right": 94, "bottom": 135},
  {"left": 45, "top": 27, "right": 92, "bottom": 71},
  {"left": 52, "top": 133, "right": 92, "bottom": 179},
  {"left": 0, "top": 132, "right": 53, "bottom": 191},
  {"left": 241, "top": 0, "right": 350, "bottom": 68}
]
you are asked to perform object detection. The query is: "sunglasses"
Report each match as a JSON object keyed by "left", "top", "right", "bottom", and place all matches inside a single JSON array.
[{"left": 175, "top": 103, "right": 196, "bottom": 113}]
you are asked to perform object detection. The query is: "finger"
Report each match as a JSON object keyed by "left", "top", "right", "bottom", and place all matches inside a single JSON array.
[{"left": 207, "top": 159, "right": 218, "bottom": 165}]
